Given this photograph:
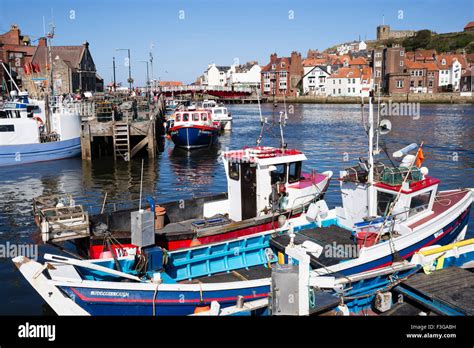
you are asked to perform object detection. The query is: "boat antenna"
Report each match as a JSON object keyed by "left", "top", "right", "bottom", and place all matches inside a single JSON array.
[
  {"left": 375, "top": 79, "right": 381, "bottom": 154},
  {"left": 279, "top": 95, "right": 288, "bottom": 149},
  {"left": 256, "top": 88, "right": 267, "bottom": 146}
]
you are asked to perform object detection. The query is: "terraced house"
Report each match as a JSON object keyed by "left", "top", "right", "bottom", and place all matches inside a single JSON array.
[{"left": 260, "top": 52, "right": 303, "bottom": 97}]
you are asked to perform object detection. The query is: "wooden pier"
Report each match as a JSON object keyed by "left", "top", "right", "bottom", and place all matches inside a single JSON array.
[
  {"left": 80, "top": 95, "right": 166, "bottom": 161},
  {"left": 392, "top": 267, "right": 474, "bottom": 316}
]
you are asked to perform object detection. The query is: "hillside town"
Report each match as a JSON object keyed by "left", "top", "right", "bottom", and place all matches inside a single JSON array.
[{"left": 0, "top": 22, "right": 473, "bottom": 100}]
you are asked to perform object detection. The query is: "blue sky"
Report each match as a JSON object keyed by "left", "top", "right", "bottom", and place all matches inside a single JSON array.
[{"left": 1, "top": 0, "right": 472, "bottom": 85}]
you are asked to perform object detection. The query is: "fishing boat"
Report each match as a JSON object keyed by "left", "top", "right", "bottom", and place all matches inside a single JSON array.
[
  {"left": 201, "top": 100, "right": 232, "bottom": 130},
  {"left": 12, "top": 221, "right": 474, "bottom": 316},
  {"left": 268, "top": 93, "right": 472, "bottom": 278},
  {"left": 168, "top": 108, "right": 221, "bottom": 149},
  {"left": 33, "top": 143, "right": 333, "bottom": 255},
  {"left": 0, "top": 90, "right": 81, "bottom": 166}
]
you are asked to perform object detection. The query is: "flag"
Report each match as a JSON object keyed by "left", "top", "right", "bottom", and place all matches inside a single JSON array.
[{"left": 416, "top": 147, "right": 425, "bottom": 167}]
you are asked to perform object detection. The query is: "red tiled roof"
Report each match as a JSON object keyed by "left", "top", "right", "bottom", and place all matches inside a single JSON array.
[
  {"left": 330, "top": 67, "right": 361, "bottom": 79},
  {"left": 348, "top": 57, "right": 367, "bottom": 66},
  {"left": 437, "top": 54, "right": 467, "bottom": 69},
  {"left": 302, "top": 58, "right": 328, "bottom": 67},
  {"left": 261, "top": 57, "right": 291, "bottom": 72},
  {"left": 464, "top": 22, "right": 474, "bottom": 30},
  {"left": 405, "top": 59, "right": 439, "bottom": 71}
]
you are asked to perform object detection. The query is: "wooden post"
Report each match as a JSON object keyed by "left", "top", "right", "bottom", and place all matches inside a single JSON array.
[
  {"left": 147, "top": 119, "right": 156, "bottom": 158},
  {"left": 81, "top": 123, "right": 92, "bottom": 161}
]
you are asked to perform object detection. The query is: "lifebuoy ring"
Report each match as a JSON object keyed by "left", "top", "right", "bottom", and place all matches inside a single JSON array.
[{"left": 33, "top": 116, "right": 44, "bottom": 125}]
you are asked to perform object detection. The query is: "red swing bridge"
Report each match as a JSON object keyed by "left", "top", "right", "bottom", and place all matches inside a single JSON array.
[{"left": 159, "top": 85, "right": 253, "bottom": 99}]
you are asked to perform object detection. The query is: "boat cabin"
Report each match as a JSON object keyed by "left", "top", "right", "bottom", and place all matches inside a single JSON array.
[
  {"left": 209, "top": 146, "right": 330, "bottom": 222},
  {"left": 171, "top": 109, "right": 217, "bottom": 127},
  {"left": 336, "top": 158, "right": 439, "bottom": 233}
]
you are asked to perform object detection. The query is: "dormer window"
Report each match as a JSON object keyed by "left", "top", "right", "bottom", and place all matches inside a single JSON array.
[
  {"left": 272, "top": 64, "right": 276, "bottom": 70},
  {"left": 281, "top": 62, "right": 285, "bottom": 68},
  {"left": 441, "top": 59, "right": 446, "bottom": 65}
]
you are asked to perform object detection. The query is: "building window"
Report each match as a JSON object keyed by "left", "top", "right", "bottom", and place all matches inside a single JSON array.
[
  {"left": 352, "top": 78, "right": 356, "bottom": 83},
  {"left": 333, "top": 89, "right": 336, "bottom": 94},
  {"left": 400, "top": 61, "right": 404, "bottom": 67},
  {"left": 396, "top": 80, "right": 404, "bottom": 88},
  {"left": 400, "top": 50, "right": 404, "bottom": 56},
  {"left": 441, "top": 59, "right": 446, "bottom": 65},
  {"left": 339, "top": 79, "right": 341, "bottom": 84},
  {"left": 418, "top": 80, "right": 423, "bottom": 87},
  {"left": 410, "top": 81, "right": 414, "bottom": 87},
  {"left": 428, "top": 80, "right": 433, "bottom": 87},
  {"left": 272, "top": 64, "right": 276, "bottom": 69},
  {"left": 281, "top": 62, "right": 285, "bottom": 68},
  {"left": 352, "top": 88, "right": 355, "bottom": 93},
  {"left": 348, "top": 88, "right": 350, "bottom": 93},
  {"left": 338, "top": 88, "right": 341, "bottom": 94}
]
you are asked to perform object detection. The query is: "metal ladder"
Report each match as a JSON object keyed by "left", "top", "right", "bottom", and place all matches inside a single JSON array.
[{"left": 113, "top": 122, "right": 130, "bottom": 161}]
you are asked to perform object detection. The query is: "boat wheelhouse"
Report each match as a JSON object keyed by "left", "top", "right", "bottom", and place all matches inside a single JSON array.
[{"left": 168, "top": 108, "right": 220, "bottom": 149}]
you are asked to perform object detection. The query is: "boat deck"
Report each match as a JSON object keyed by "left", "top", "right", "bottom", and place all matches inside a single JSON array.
[
  {"left": 409, "top": 189, "right": 469, "bottom": 229},
  {"left": 393, "top": 267, "right": 474, "bottom": 315},
  {"left": 178, "top": 264, "right": 271, "bottom": 284},
  {"left": 156, "top": 214, "right": 231, "bottom": 240},
  {"left": 271, "top": 225, "right": 356, "bottom": 268}
]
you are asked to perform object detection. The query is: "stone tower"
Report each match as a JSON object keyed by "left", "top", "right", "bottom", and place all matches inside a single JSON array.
[{"left": 377, "top": 25, "right": 390, "bottom": 40}]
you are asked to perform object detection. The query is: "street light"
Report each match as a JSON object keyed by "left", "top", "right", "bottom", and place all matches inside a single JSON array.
[
  {"left": 139, "top": 60, "right": 150, "bottom": 107},
  {"left": 116, "top": 48, "right": 133, "bottom": 91}
]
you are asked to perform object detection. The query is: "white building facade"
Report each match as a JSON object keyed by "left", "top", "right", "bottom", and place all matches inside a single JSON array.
[
  {"left": 302, "top": 65, "right": 331, "bottom": 95},
  {"left": 227, "top": 63, "right": 261, "bottom": 88},
  {"left": 438, "top": 58, "right": 462, "bottom": 91}
]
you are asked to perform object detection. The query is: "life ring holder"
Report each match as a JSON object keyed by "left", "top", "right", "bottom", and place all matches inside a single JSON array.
[{"left": 33, "top": 116, "right": 44, "bottom": 125}]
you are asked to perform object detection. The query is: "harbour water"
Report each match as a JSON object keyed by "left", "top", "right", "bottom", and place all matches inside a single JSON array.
[{"left": 0, "top": 103, "right": 473, "bottom": 315}]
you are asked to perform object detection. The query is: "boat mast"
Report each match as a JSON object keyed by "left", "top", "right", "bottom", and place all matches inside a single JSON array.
[
  {"left": 256, "top": 88, "right": 265, "bottom": 146},
  {"left": 367, "top": 91, "right": 376, "bottom": 217},
  {"left": 43, "top": 17, "right": 55, "bottom": 134}
]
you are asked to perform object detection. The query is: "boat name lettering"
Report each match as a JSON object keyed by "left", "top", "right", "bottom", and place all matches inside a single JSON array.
[{"left": 90, "top": 290, "right": 130, "bottom": 298}]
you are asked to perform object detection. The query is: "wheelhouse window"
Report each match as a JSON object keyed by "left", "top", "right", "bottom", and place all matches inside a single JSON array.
[
  {"left": 377, "top": 191, "right": 397, "bottom": 216},
  {"left": 201, "top": 113, "right": 208, "bottom": 121},
  {"left": 175, "top": 115, "right": 181, "bottom": 122},
  {"left": 192, "top": 113, "right": 199, "bottom": 121},
  {"left": 229, "top": 162, "right": 239, "bottom": 181},
  {"left": 213, "top": 108, "right": 223, "bottom": 114},
  {"left": 288, "top": 161, "right": 302, "bottom": 183},
  {"left": 0, "top": 124, "right": 15, "bottom": 132},
  {"left": 409, "top": 191, "right": 432, "bottom": 217},
  {"left": 182, "top": 113, "right": 189, "bottom": 122},
  {"left": 271, "top": 164, "right": 287, "bottom": 184}
]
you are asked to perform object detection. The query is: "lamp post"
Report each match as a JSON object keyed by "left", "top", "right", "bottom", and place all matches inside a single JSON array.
[
  {"left": 139, "top": 60, "right": 150, "bottom": 107},
  {"left": 112, "top": 56, "right": 116, "bottom": 91},
  {"left": 116, "top": 48, "right": 133, "bottom": 91}
]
